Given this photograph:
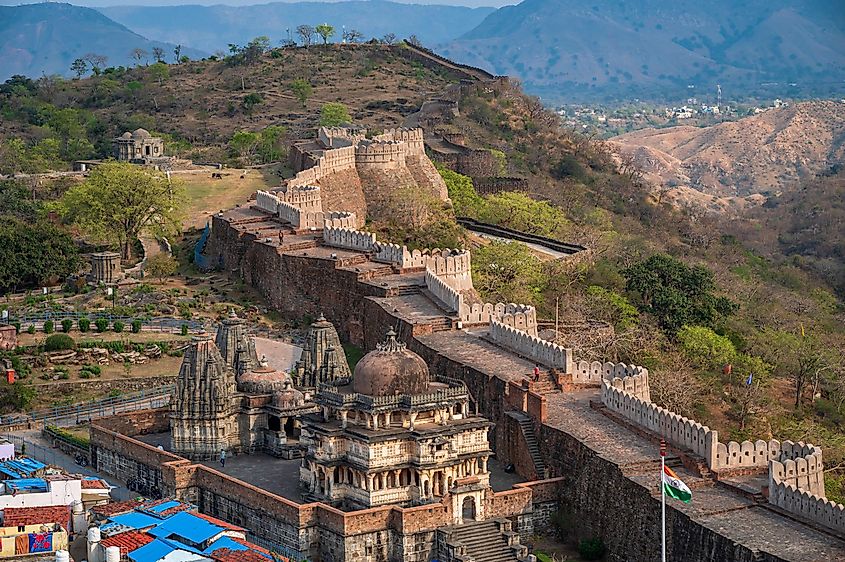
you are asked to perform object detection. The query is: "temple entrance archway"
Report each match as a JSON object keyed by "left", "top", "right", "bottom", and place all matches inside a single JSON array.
[{"left": 462, "top": 496, "right": 476, "bottom": 521}]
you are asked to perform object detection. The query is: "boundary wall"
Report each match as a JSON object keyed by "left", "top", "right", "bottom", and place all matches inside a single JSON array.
[
  {"left": 323, "top": 227, "right": 377, "bottom": 253},
  {"left": 489, "top": 320, "right": 572, "bottom": 371},
  {"left": 575, "top": 360, "right": 649, "bottom": 394},
  {"left": 425, "top": 269, "right": 463, "bottom": 313},
  {"left": 460, "top": 303, "right": 537, "bottom": 336}
]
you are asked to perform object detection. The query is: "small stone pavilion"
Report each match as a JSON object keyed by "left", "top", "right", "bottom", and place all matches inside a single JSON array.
[
  {"left": 113, "top": 128, "right": 164, "bottom": 163},
  {"left": 170, "top": 312, "right": 327, "bottom": 460},
  {"left": 300, "top": 328, "right": 493, "bottom": 519}
]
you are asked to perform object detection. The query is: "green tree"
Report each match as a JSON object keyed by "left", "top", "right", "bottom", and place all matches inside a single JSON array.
[
  {"left": 0, "top": 382, "right": 35, "bottom": 412},
  {"left": 319, "top": 102, "right": 351, "bottom": 126},
  {"left": 70, "top": 58, "right": 88, "bottom": 78},
  {"left": 241, "top": 92, "right": 263, "bottom": 114},
  {"left": 478, "top": 191, "right": 569, "bottom": 239},
  {"left": 148, "top": 62, "right": 170, "bottom": 86},
  {"left": 229, "top": 130, "right": 260, "bottom": 162},
  {"left": 291, "top": 79, "right": 312, "bottom": 107},
  {"left": 257, "top": 126, "right": 286, "bottom": 163},
  {"left": 438, "top": 166, "right": 484, "bottom": 216},
  {"left": 145, "top": 253, "right": 179, "bottom": 283},
  {"left": 586, "top": 285, "right": 639, "bottom": 330},
  {"left": 472, "top": 241, "right": 545, "bottom": 304},
  {"left": 676, "top": 325, "right": 736, "bottom": 369},
  {"left": 0, "top": 219, "right": 79, "bottom": 293},
  {"left": 54, "top": 161, "right": 185, "bottom": 260},
  {"left": 623, "top": 254, "right": 737, "bottom": 334},
  {"left": 315, "top": 23, "right": 336, "bottom": 44}
]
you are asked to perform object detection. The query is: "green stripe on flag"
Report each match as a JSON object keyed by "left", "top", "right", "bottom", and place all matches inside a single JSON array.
[{"left": 663, "top": 482, "right": 692, "bottom": 503}]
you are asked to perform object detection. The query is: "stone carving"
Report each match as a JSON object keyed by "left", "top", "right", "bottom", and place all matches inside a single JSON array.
[
  {"left": 215, "top": 309, "right": 258, "bottom": 377},
  {"left": 294, "top": 314, "right": 352, "bottom": 389}
]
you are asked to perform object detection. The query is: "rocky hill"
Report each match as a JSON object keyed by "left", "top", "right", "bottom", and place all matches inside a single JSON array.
[
  {"left": 0, "top": 3, "right": 204, "bottom": 81},
  {"left": 608, "top": 101, "right": 845, "bottom": 211},
  {"left": 441, "top": 0, "right": 845, "bottom": 101}
]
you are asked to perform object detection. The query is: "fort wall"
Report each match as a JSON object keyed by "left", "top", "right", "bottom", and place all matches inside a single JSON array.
[
  {"left": 489, "top": 319, "right": 572, "bottom": 371},
  {"left": 323, "top": 226, "right": 377, "bottom": 253},
  {"left": 460, "top": 302, "right": 537, "bottom": 336},
  {"left": 425, "top": 268, "right": 463, "bottom": 313}
]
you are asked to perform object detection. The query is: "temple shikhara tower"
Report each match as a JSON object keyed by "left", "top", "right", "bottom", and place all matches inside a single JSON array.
[
  {"left": 293, "top": 314, "right": 351, "bottom": 389},
  {"left": 300, "top": 328, "right": 493, "bottom": 518}
]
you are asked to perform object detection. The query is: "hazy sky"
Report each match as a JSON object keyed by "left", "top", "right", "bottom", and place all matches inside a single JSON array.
[{"left": 1, "top": 0, "right": 518, "bottom": 8}]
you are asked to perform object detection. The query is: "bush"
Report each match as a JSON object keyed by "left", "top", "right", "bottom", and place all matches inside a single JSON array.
[
  {"left": 80, "top": 364, "right": 101, "bottom": 379},
  {"left": 95, "top": 318, "right": 108, "bottom": 333},
  {"left": 61, "top": 318, "right": 73, "bottom": 333},
  {"left": 131, "top": 319, "right": 142, "bottom": 333},
  {"left": 113, "top": 321, "right": 124, "bottom": 333},
  {"left": 44, "top": 334, "right": 76, "bottom": 352},
  {"left": 578, "top": 538, "right": 606, "bottom": 561},
  {"left": 180, "top": 324, "right": 188, "bottom": 336},
  {"left": 78, "top": 317, "right": 90, "bottom": 332},
  {"left": 26, "top": 325, "right": 35, "bottom": 334},
  {"left": 12, "top": 322, "right": 20, "bottom": 334},
  {"left": 43, "top": 320, "right": 54, "bottom": 334}
]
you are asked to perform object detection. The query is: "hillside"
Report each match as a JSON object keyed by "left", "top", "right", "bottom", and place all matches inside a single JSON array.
[
  {"left": 0, "top": 3, "right": 205, "bottom": 81},
  {"left": 608, "top": 101, "right": 845, "bottom": 211},
  {"left": 98, "top": 1, "right": 495, "bottom": 54},
  {"left": 441, "top": 0, "right": 845, "bottom": 101}
]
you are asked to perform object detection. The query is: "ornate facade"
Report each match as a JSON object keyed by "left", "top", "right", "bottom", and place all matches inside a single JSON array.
[
  {"left": 300, "top": 329, "right": 493, "bottom": 519},
  {"left": 293, "top": 314, "right": 351, "bottom": 389},
  {"left": 113, "top": 128, "right": 164, "bottom": 163}
]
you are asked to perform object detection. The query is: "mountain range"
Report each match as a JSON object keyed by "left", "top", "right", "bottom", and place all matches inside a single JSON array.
[{"left": 441, "top": 0, "right": 845, "bottom": 101}]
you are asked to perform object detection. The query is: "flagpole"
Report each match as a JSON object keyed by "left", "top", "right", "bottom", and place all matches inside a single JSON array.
[{"left": 661, "top": 438, "right": 666, "bottom": 562}]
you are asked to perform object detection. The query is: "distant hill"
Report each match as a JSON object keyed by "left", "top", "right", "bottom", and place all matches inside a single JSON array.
[
  {"left": 441, "top": 0, "right": 845, "bottom": 102},
  {"left": 0, "top": 3, "right": 205, "bottom": 80},
  {"left": 608, "top": 100, "right": 845, "bottom": 211},
  {"left": 98, "top": 1, "right": 495, "bottom": 54}
]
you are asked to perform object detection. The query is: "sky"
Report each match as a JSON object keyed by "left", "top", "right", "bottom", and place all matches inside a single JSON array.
[{"left": 1, "top": 0, "right": 519, "bottom": 8}]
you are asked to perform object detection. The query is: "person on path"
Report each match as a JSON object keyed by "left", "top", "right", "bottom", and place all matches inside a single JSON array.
[
  {"left": 220, "top": 449, "right": 226, "bottom": 468},
  {"left": 533, "top": 365, "right": 540, "bottom": 382}
]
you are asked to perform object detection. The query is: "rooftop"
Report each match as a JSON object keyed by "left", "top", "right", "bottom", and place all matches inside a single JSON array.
[{"left": 2, "top": 505, "right": 70, "bottom": 528}]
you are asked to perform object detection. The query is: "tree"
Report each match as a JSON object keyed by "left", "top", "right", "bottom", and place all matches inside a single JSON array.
[
  {"left": 152, "top": 47, "right": 165, "bottom": 62},
  {"left": 477, "top": 191, "right": 570, "bottom": 239},
  {"left": 243, "top": 36, "right": 271, "bottom": 63},
  {"left": 70, "top": 58, "right": 88, "bottom": 78},
  {"left": 241, "top": 92, "right": 263, "bottom": 114},
  {"left": 257, "top": 126, "right": 287, "bottom": 164},
  {"left": 622, "top": 254, "right": 737, "bottom": 334},
  {"left": 407, "top": 35, "right": 422, "bottom": 47},
  {"left": 130, "top": 48, "right": 149, "bottom": 66},
  {"left": 145, "top": 253, "right": 179, "bottom": 283},
  {"left": 472, "top": 241, "right": 545, "bottom": 304},
  {"left": 754, "top": 329, "right": 836, "bottom": 409},
  {"left": 297, "top": 25, "right": 316, "bottom": 47},
  {"left": 148, "top": 62, "right": 170, "bottom": 86},
  {"left": 54, "top": 161, "right": 185, "bottom": 260},
  {"left": 676, "top": 325, "right": 736, "bottom": 369},
  {"left": 315, "top": 23, "right": 335, "bottom": 45},
  {"left": 83, "top": 53, "right": 108, "bottom": 75},
  {"left": 382, "top": 33, "right": 397, "bottom": 45},
  {"left": 319, "top": 102, "right": 351, "bottom": 126},
  {"left": 0, "top": 218, "right": 79, "bottom": 293},
  {"left": 229, "top": 130, "right": 261, "bottom": 161},
  {"left": 173, "top": 44, "right": 182, "bottom": 63},
  {"left": 342, "top": 29, "right": 363, "bottom": 43},
  {"left": 438, "top": 166, "right": 483, "bottom": 216},
  {"left": 291, "top": 79, "right": 312, "bottom": 107}
]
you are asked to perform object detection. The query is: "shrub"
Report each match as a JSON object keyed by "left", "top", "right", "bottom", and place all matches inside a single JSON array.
[
  {"left": 78, "top": 317, "right": 90, "bottom": 332},
  {"left": 43, "top": 320, "right": 54, "bottom": 334},
  {"left": 12, "top": 322, "right": 20, "bottom": 334},
  {"left": 80, "top": 364, "right": 101, "bottom": 378},
  {"left": 131, "top": 319, "right": 142, "bottom": 333},
  {"left": 95, "top": 318, "right": 108, "bottom": 333},
  {"left": 112, "top": 321, "right": 124, "bottom": 333},
  {"left": 578, "top": 538, "right": 606, "bottom": 561},
  {"left": 44, "top": 334, "right": 76, "bottom": 352},
  {"left": 180, "top": 324, "right": 188, "bottom": 336},
  {"left": 61, "top": 318, "right": 73, "bottom": 333},
  {"left": 26, "top": 325, "right": 35, "bottom": 334}
]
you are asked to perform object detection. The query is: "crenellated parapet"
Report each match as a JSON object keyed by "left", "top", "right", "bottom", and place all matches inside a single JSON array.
[
  {"left": 324, "top": 211, "right": 357, "bottom": 230},
  {"left": 323, "top": 227, "right": 377, "bottom": 253},
  {"left": 318, "top": 126, "right": 366, "bottom": 148},
  {"left": 425, "top": 268, "right": 464, "bottom": 313},
  {"left": 576, "top": 361, "right": 649, "bottom": 397},
  {"left": 355, "top": 139, "right": 407, "bottom": 166},
  {"left": 375, "top": 128, "right": 425, "bottom": 155},
  {"left": 489, "top": 320, "right": 572, "bottom": 371},
  {"left": 460, "top": 303, "right": 537, "bottom": 336},
  {"left": 255, "top": 190, "right": 281, "bottom": 215},
  {"left": 278, "top": 185, "right": 323, "bottom": 211}
]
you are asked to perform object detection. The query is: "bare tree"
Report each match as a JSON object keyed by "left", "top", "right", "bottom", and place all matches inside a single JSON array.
[
  {"left": 342, "top": 29, "right": 363, "bottom": 43},
  {"left": 131, "top": 48, "right": 149, "bottom": 66},
  {"left": 382, "top": 33, "right": 397, "bottom": 45},
  {"left": 152, "top": 47, "right": 165, "bottom": 62},
  {"left": 296, "top": 25, "right": 316, "bottom": 47},
  {"left": 83, "top": 53, "right": 108, "bottom": 75},
  {"left": 173, "top": 44, "right": 182, "bottom": 63}
]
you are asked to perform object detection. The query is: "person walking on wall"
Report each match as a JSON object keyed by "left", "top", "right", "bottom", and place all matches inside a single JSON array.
[
  {"left": 220, "top": 449, "right": 226, "bottom": 468},
  {"left": 533, "top": 365, "right": 540, "bottom": 382}
]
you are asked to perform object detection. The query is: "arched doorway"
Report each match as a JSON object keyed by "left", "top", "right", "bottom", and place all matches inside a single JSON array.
[{"left": 462, "top": 496, "right": 476, "bottom": 521}]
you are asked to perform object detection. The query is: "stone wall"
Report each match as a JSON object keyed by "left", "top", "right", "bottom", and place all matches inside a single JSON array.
[
  {"left": 425, "top": 268, "right": 463, "bottom": 313},
  {"left": 323, "top": 227, "right": 377, "bottom": 253},
  {"left": 355, "top": 140, "right": 406, "bottom": 167},
  {"left": 255, "top": 190, "right": 280, "bottom": 214},
  {"left": 460, "top": 303, "right": 537, "bottom": 336},
  {"left": 489, "top": 320, "right": 572, "bottom": 371},
  {"left": 324, "top": 212, "right": 357, "bottom": 230},
  {"left": 474, "top": 177, "right": 528, "bottom": 195}
]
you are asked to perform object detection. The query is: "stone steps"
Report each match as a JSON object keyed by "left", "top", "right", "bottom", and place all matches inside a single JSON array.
[
  {"left": 450, "top": 521, "right": 519, "bottom": 562},
  {"left": 396, "top": 284, "right": 423, "bottom": 296},
  {"left": 429, "top": 317, "right": 452, "bottom": 332},
  {"left": 513, "top": 412, "right": 546, "bottom": 478}
]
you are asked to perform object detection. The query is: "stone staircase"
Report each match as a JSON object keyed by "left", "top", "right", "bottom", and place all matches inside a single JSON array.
[
  {"left": 429, "top": 317, "right": 453, "bottom": 332},
  {"left": 445, "top": 520, "right": 522, "bottom": 562},
  {"left": 512, "top": 411, "right": 546, "bottom": 479},
  {"left": 395, "top": 284, "right": 423, "bottom": 296}
]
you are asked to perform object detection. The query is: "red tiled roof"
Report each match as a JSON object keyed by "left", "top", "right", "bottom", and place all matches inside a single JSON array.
[
  {"left": 194, "top": 512, "right": 245, "bottom": 532},
  {"left": 210, "top": 548, "right": 275, "bottom": 562},
  {"left": 3, "top": 505, "right": 70, "bottom": 528},
  {"left": 231, "top": 537, "right": 276, "bottom": 557},
  {"left": 100, "top": 531, "right": 154, "bottom": 555},
  {"left": 81, "top": 479, "right": 109, "bottom": 489},
  {"left": 92, "top": 499, "right": 144, "bottom": 518}
]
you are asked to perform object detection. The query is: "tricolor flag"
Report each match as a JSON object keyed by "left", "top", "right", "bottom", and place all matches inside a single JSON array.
[{"left": 662, "top": 465, "right": 692, "bottom": 503}]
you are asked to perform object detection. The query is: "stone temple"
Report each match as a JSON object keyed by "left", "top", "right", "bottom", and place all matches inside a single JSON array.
[
  {"left": 293, "top": 314, "right": 351, "bottom": 390},
  {"left": 112, "top": 128, "right": 165, "bottom": 163},
  {"left": 300, "top": 327, "right": 492, "bottom": 517}
]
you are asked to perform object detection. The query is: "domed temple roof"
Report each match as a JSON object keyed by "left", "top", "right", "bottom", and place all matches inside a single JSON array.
[
  {"left": 273, "top": 378, "right": 305, "bottom": 410},
  {"left": 132, "top": 128, "right": 151, "bottom": 139},
  {"left": 238, "top": 355, "right": 290, "bottom": 395},
  {"left": 352, "top": 328, "right": 430, "bottom": 397}
]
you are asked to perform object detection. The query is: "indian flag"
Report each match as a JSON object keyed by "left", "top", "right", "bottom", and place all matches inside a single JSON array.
[{"left": 662, "top": 465, "right": 692, "bottom": 503}]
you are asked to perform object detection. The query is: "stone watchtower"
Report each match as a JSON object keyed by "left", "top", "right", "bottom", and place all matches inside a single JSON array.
[
  {"left": 113, "top": 128, "right": 164, "bottom": 163},
  {"left": 88, "top": 252, "right": 123, "bottom": 285},
  {"left": 215, "top": 310, "right": 258, "bottom": 377},
  {"left": 171, "top": 333, "right": 239, "bottom": 460},
  {"left": 294, "top": 315, "right": 351, "bottom": 389}
]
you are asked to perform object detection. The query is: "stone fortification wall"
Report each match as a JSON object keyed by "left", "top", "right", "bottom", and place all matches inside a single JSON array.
[
  {"left": 376, "top": 128, "right": 425, "bottom": 155},
  {"left": 489, "top": 320, "right": 573, "bottom": 371},
  {"left": 324, "top": 211, "right": 357, "bottom": 230},
  {"left": 576, "top": 361, "right": 649, "bottom": 395},
  {"left": 278, "top": 200, "right": 324, "bottom": 230},
  {"left": 255, "top": 190, "right": 280, "bottom": 214},
  {"left": 278, "top": 185, "right": 322, "bottom": 211},
  {"left": 460, "top": 302, "right": 537, "bottom": 336},
  {"left": 355, "top": 140, "right": 407, "bottom": 167},
  {"left": 425, "top": 268, "right": 463, "bottom": 313},
  {"left": 318, "top": 126, "right": 365, "bottom": 148},
  {"left": 323, "top": 226, "right": 377, "bottom": 253},
  {"left": 601, "top": 381, "right": 794, "bottom": 472},
  {"left": 474, "top": 177, "right": 529, "bottom": 195}
]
